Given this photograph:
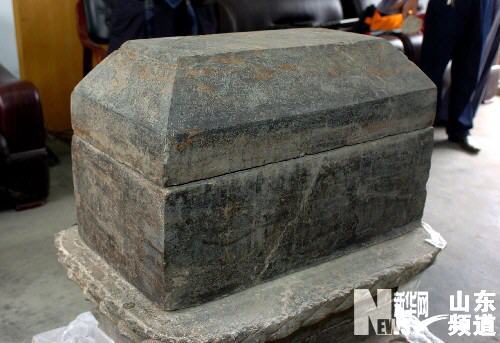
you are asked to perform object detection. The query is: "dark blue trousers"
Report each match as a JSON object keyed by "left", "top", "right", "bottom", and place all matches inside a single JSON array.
[{"left": 420, "top": 0, "right": 497, "bottom": 139}]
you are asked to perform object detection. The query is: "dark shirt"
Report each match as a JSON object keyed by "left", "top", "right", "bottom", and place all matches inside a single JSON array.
[{"left": 107, "top": 0, "right": 216, "bottom": 53}]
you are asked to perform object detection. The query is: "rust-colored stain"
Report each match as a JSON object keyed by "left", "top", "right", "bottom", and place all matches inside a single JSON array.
[
  {"left": 186, "top": 67, "right": 217, "bottom": 78},
  {"left": 364, "top": 119, "right": 391, "bottom": 134},
  {"left": 212, "top": 54, "right": 245, "bottom": 65},
  {"left": 366, "top": 66, "right": 393, "bottom": 78},
  {"left": 196, "top": 83, "right": 216, "bottom": 93},
  {"left": 328, "top": 68, "right": 339, "bottom": 77},
  {"left": 254, "top": 67, "right": 275, "bottom": 81},
  {"left": 73, "top": 127, "right": 91, "bottom": 140},
  {"left": 176, "top": 137, "right": 193, "bottom": 152},
  {"left": 175, "top": 129, "right": 202, "bottom": 152},
  {"left": 279, "top": 63, "right": 297, "bottom": 71}
]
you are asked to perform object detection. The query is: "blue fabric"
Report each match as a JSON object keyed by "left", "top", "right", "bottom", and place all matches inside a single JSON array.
[
  {"left": 163, "top": 0, "right": 183, "bottom": 8},
  {"left": 420, "top": 0, "right": 498, "bottom": 138},
  {"left": 144, "top": 0, "right": 155, "bottom": 37},
  {"left": 108, "top": 0, "right": 206, "bottom": 53},
  {"left": 186, "top": 1, "right": 199, "bottom": 35},
  {"left": 161, "top": 0, "right": 198, "bottom": 35},
  {"left": 143, "top": 0, "right": 198, "bottom": 37}
]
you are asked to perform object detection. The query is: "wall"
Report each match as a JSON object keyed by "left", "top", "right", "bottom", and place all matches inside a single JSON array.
[
  {"left": 0, "top": 0, "right": 19, "bottom": 77},
  {"left": 13, "top": 0, "right": 83, "bottom": 132}
]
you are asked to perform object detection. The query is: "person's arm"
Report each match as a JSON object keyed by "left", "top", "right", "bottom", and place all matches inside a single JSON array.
[{"left": 403, "top": 0, "right": 419, "bottom": 17}]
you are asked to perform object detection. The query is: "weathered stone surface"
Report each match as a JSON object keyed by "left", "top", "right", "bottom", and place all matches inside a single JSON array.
[
  {"left": 56, "top": 225, "right": 440, "bottom": 342},
  {"left": 70, "top": 28, "right": 436, "bottom": 311},
  {"left": 73, "top": 128, "right": 433, "bottom": 310},
  {"left": 94, "top": 306, "right": 405, "bottom": 343},
  {"left": 72, "top": 28, "right": 435, "bottom": 186}
]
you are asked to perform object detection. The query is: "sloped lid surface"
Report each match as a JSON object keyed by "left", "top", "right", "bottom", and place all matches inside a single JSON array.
[{"left": 72, "top": 29, "right": 435, "bottom": 186}]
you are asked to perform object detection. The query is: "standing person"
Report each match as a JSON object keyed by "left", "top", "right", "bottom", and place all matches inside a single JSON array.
[{"left": 418, "top": 0, "right": 499, "bottom": 154}]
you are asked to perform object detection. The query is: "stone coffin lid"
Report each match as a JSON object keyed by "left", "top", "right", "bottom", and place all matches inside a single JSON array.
[{"left": 71, "top": 28, "right": 436, "bottom": 186}]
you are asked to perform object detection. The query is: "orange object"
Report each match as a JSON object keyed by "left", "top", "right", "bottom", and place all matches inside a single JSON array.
[{"left": 364, "top": 10, "right": 404, "bottom": 31}]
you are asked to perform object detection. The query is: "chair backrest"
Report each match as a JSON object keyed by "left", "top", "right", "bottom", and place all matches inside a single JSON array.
[
  {"left": 352, "top": 0, "right": 380, "bottom": 15},
  {"left": 217, "top": 0, "right": 344, "bottom": 32},
  {"left": 80, "top": 0, "right": 429, "bottom": 42},
  {"left": 340, "top": 0, "right": 360, "bottom": 19},
  {"left": 82, "top": 0, "right": 111, "bottom": 43}
]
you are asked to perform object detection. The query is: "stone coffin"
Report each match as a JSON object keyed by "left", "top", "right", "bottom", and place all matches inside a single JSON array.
[{"left": 71, "top": 28, "right": 436, "bottom": 310}]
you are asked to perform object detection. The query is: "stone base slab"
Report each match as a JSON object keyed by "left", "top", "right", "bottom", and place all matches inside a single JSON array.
[{"left": 56, "top": 226, "right": 439, "bottom": 342}]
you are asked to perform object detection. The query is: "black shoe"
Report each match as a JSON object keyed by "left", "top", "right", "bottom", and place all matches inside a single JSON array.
[{"left": 448, "top": 136, "right": 480, "bottom": 154}]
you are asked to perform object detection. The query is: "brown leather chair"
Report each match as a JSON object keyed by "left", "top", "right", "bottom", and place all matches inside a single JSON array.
[
  {"left": 76, "top": 0, "right": 109, "bottom": 75},
  {"left": 0, "top": 65, "right": 49, "bottom": 210}
]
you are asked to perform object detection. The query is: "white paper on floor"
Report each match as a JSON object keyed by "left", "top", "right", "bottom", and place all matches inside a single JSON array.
[
  {"left": 422, "top": 221, "right": 447, "bottom": 249},
  {"left": 32, "top": 312, "right": 114, "bottom": 343},
  {"left": 393, "top": 222, "right": 448, "bottom": 343}
]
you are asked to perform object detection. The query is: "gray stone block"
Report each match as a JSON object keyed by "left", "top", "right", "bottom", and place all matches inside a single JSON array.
[
  {"left": 71, "top": 28, "right": 435, "bottom": 186},
  {"left": 70, "top": 29, "right": 436, "bottom": 310},
  {"left": 73, "top": 128, "right": 432, "bottom": 310},
  {"left": 56, "top": 225, "right": 440, "bottom": 342}
]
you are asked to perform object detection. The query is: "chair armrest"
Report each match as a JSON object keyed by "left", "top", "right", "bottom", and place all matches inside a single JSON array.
[
  {"left": 270, "top": 18, "right": 360, "bottom": 31},
  {"left": 322, "top": 18, "right": 360, "bottom": 30},
  {"left": 0, "top": 69, "right": 46, "bottom": 153},
  {"left": 76, "top": 0, "right": 107, "bottom": 64}
]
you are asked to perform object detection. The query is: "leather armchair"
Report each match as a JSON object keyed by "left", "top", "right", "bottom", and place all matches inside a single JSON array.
[
  {"left": 0, "top": 65, "right": 49, "bottom": 210},
  {"left": 352, "top": 0, "right": 379, "bottom": 15}
]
